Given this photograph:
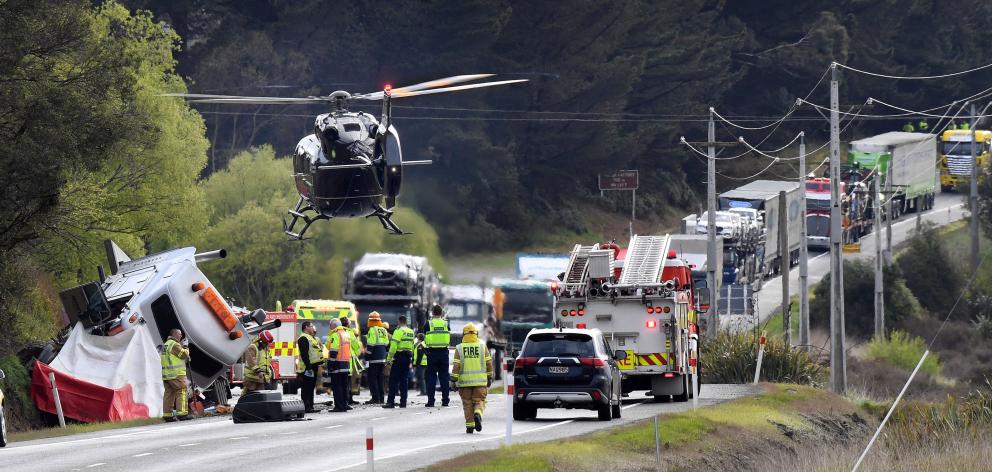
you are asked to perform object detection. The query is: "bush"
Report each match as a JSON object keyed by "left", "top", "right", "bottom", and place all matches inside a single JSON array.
[
  {"left": 864, "top": 330, "right": 941, "bottom": 378},
  {"left": 701, "top": 331, "right": 823, "bottom": 385},
  {"left": 897, "top": 223, "right": 965, "bottom": 313},
  {"left": 810, "top": 259, "right": 921, "bottom": 339}
]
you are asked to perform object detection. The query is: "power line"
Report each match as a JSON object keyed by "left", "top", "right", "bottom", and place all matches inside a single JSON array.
[{"left": 835, "top": 60, "right": 992, "bottom": 80}]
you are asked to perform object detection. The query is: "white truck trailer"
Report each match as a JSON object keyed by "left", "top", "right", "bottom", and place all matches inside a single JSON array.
[
  {"left": 718, "top": 180, "right": 802, "bottom": 278},
  {"left": 554, "top": 235, "right": 708, "bottom": 402},
  {"left": 848, "top": 131, "right": 938, "bottom": 216}
]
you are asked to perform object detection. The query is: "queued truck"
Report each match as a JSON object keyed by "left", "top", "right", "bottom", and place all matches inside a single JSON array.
[
  {"left": 718, "top": 180, "right": 802, "bottom": 278},
  {"left": 848, "top": 132, "right": 938, "bottom": 218},
  {"left": 442, "top": 285, "right": 506, "bottom": 379},
  {"left": 492, "top": 278, "right": 557, "bottom": 353},
  {"left": 939, "top": 129, "right": 990, "bottom": 191}
]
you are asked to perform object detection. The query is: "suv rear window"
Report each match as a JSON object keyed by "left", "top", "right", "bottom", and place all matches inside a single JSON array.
[{"left": 522, "top": 333, "right": 596, "bottom": 357}]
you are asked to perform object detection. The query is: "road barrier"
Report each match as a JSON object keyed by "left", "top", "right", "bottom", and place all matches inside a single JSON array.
[
  {"left": 366, "top": 426, "right": 374, "bottom": 472},
  {"left": 505, "top": 361, "right": 513, "bottom": 445},
  {"left": 753, "top": 331, "right": 767, "bottom": 384}
]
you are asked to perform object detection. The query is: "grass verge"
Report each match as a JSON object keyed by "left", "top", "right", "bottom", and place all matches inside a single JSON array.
[
  {"left": 428, "top": 384, "right": 863, "bottom": 472},
  {"left": 9, "top": 417, "right": 163, "bottom": 443}
]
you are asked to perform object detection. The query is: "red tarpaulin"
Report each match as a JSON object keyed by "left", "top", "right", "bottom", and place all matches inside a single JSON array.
[{"left": 30, "top": 361, "right": 150, "bottom": 423}]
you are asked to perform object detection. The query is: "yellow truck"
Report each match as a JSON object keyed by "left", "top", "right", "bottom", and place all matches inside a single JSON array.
[{"left": 940, "top": 129, "right": 991, "bottom": 190}]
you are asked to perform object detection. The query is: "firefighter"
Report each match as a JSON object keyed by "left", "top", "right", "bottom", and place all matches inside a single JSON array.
[
  {"left": 902, "top": 122, "right": 914, "bottom": 132},
  {"left": 341, "top": 315, "right": 364, "bottom": 405},
  {"left": 422, "top": 304, "right": 451, "bottom": 407},
  {"left": 451, "top": 323, "right": 493, "bottom": 434},
  {"left": 413, "top": 333, "right": 428, "bottom": 396},
  {"left": 327, "top": 318, "right": 352, "bottom": 412},
  {"left": 161, "top": 329, "right": 191, "bottom": 422},
  {"left": 365, "top": 312, "right": 389, "bottom": 404},
  {"left": 382, "top": 315, "right": 414, "bottom": 409},
  {"left": 243, "top": 330, "right": 274, "bottom": 394},
  {"left": 296, "top": 321, "right": 323, "bottom": 413},
  {"left": 918, "top": 119, "right": 929, "bottom": 132}
]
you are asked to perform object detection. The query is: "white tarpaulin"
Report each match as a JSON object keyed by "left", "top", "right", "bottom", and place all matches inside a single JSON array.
[{"left": 52, "top": 324, "right": 164, "bottom": 417}]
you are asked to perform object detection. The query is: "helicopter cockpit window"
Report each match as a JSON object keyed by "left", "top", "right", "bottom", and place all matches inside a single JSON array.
[{"left": 343, "top": 123, "right": 362, "bottom": 133}]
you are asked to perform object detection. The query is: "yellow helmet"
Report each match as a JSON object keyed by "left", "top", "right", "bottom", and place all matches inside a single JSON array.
[{"left": 463, "top": 323, "right": 478, "bottom": 335}]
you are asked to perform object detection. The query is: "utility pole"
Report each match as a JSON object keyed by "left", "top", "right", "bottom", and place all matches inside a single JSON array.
[
  {"left": 798, "top": 133, "right": 810, "bottom": 351},
  {"left": 779, "top": 190, "right": 790, "bottom": 346},
  {"left": 707, "top": 108, "right": 719, "bottom": 338},
  {"left": 828, "top": 63, "right": 847, "bottom": 394},
  {"left": 874, "top": 171, "right": 885, "bottom": 340},
  {"left": 885, "top": 164, "right": 893, "bottom": 264},
  {"left": 971, "top": 103, "right": 980, "bottom": 274}
]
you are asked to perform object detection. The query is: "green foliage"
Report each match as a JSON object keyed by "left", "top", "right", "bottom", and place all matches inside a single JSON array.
[
  {"left": 701, "top": 331, "right": 823, "bottom": 385},
  {"left": 810, "top": 259, "right": 921, "bottom": 339},
  {"left": 197, "top": 147, "right": 447, "bottom": 308},
  {"left": 897, "top": 223, "right": 965, "bottom": 313},
  {"left": 887, "top": 381, "right": 992, "bottom": 446},
  {"left": 0, "top": 354, "right": 38, "bottom": 431},
  {"left": 865, "top": 331, "right": 942, "bottom": 378}
]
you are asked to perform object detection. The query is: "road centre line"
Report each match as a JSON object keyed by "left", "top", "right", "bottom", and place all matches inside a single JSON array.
[{"left": 133, "top": 452, "right": 153, "bottom": 457}]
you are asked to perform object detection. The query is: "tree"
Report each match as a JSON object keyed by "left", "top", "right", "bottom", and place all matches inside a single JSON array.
[
  {"left": 896, "top": 223, "right": 965, "bottom": 313},
  {"left": 811, "top": 259, "right": 921, "bottom": 338}
]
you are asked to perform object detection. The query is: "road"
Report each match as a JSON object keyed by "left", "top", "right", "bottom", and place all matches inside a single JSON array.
[
  {"left": 723, "top": 192, "right": 967, "bottom": 331},
  {"left": 1, "top": 384, "right": 759, "bottom": 471}
]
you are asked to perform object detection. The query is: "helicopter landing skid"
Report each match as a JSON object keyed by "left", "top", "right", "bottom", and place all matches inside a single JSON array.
[
  {"left": 283, "top": 198, "right": 328, "bottom": 240},
  {"left": 370, "top": 207, "right": 409, "bottom": 235}
]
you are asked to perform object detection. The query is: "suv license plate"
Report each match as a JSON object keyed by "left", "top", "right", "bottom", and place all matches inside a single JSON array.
[{"left": 548, "top": 366, "right": 570, "bottom": 374}]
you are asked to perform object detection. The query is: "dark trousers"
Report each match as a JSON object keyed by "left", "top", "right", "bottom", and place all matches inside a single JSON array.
[
  {"left": 300, "top": 369, "right": 317, "bottom": 412},
  {"left": 415, "top": 365, "right": 427, "bottom": 395},
  {"left": 331, "top": 371, "right": 350, "bottom": 411},
  {"left": 387, "top": 352, "right": 412, "bottom": 406},
  {"left": 368, "top": 362, "right": 385, "bottom": 402},
  {"left": 425, "top": 349, "right": 450, "bottom": 405}
]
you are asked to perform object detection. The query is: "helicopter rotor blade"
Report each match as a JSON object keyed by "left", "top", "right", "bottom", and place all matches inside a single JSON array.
[
  {"left": 388, "top": 79, "right": 528, "bottom": 98},
  {"left": 355, "top": 74, "right": 496, "bottom": 100},
  {"left": 163, "top": 92, "right": 334, "bottom": 105}
]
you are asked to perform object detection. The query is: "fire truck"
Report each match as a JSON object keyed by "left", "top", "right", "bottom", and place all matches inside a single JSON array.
[{"left": 554, "top": 235, "right": 709, "bottom": 402}]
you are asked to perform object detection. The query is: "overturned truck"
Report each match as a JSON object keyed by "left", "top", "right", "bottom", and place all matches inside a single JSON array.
[{"left": 30, "top": 240, "right": 275, "bottom": 423}]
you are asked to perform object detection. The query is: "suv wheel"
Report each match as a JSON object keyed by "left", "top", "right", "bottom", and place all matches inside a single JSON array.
[
  {"left": 0, "top": 404, "right": 8, "bottom": 447},
  {"left": 597, "top": 403, "right": 612, "bottom": 421}
]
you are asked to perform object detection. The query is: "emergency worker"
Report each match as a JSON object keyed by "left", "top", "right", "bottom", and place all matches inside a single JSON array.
[
  {"left": 296, "top": 321, "right": 323, "bottom": 413},
  {"left": 365, "top": 312, "right": 389, "bottom": 404},
  {"left": 161, "top": 329, "right": 191, "bottom": 421},
  {"left": 413, "top": 333, "right": 428, "bottom": 395},
  {"left": 918, "top": 119, "right": 929, "bottom": 131},
  {"left": 327, "top": 318, "right": 352, "bottom": 412},
  {"left": 450, "top": 323, "right": 493, "bottom": 434},
  {"left": 382, "top": 315, "right": 414, "bottom": 409},
  {"left": 243, "top": 330, "right": 274, "bottom": 394},
  {"left": 340, "top": 315, "right": 364, "bottom": 405},
  {"left": 902, "top": 122, "right": 914, "bottom": 132},
  {"left": 422, "top": 304, "right": 451, "bottom": 407}
]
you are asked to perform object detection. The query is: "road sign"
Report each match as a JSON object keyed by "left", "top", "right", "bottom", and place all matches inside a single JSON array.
[
  {"left": 599, "top": 170, "right": 639, "bottom": 190},
  {"left": 843, "top": 243, "right": 861, "bottom": 253}
]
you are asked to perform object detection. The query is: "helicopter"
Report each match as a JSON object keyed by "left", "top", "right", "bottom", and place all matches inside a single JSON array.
[{"left": 165, "top": 74, "right": 526, "bottom": 239}]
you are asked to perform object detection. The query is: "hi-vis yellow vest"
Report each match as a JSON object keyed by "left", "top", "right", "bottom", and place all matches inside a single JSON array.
[
  {"left": 244, "top": 343, "right": 273, "bottom": 382},
  {"left": 424, "top": 318, "right": 450, "bottom": 348},
  {"left": 455, "top": 341, "right": 488, "bottom": 387},
  {"left": 296, "top": 332, "right": 322, "bottom": 373},
  {"left": 161, "top": 339, "right": 187, "bottom": 380}
]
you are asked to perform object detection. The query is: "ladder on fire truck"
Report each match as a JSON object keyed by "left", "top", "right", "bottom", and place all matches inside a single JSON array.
[
  {"left": 618, "top": 235, "right": 671, "bottom": 285},
  {"left": 563, "top": 244, "right": 599, "bottom": 294}
]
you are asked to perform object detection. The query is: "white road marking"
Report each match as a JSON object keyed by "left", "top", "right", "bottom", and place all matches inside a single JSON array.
[
  {"left": 228, "top": 436, "right": 249, "bottom": 440},
  {"left": 178, "top": 443, "right": 199, "bottom": 447},
  {"left": 133, "top": 453, "right": 153, "bottom": 458},
  {"left": 325, "top": 425, "right": 343, "bottom": 430},
  {"left": 279, "top": 431, "right": 298, "bottom": 435},
  {"left": 413, "top": 412, "right": 426, "bottom": 415},
  {"left": 87, "top": 464, "right": 105, "bottom": 468},
  {"left": 327, "top": 400, "right": 646, "bottom": 471},
  {"left": 371, "top": 416, "right": 388, "bottom": 421}
]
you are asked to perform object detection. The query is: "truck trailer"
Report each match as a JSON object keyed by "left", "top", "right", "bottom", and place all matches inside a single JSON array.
[
  {"left": 718, "top": 180, "right": 802, "bottom": 278},
  {"left": 848, "top": 131, "right": 938, "bottom": 217}
]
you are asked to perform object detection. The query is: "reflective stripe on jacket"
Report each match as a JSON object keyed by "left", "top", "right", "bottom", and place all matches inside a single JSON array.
[
  {"left": 327, "top": 328, "right": 352, "bottom": 374},
  {"left": 161, "top": 338, "right": 188, "bottom": 380},
  {"left": 244, "top": 342, "right": 273, "bottom": 382},
  {"left": 424, "top": 318, "right": 450, "bottom": 348},
  {"left": 366, "top": 326, "right": 390, "bottom": 363},
  {"left": 452, "top": 341, "right": 490, "bottom": 387},
  {"left": 387, "top": 326, "right": 415, "bottom": 362}
]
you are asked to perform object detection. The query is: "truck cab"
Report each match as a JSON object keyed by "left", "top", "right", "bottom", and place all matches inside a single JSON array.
[
  {"left": 939, "top": 129, "right": 991, "bottom": 191},
  {"left": 492, "top": 279, "right": 557, "bottom": 353}
]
